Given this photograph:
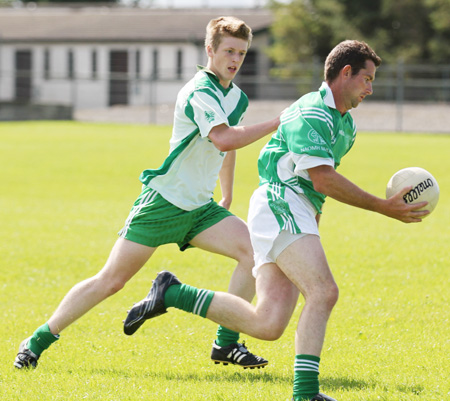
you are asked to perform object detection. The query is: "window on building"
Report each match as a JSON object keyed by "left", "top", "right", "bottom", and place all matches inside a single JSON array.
[
  {"left": 109, "top": 50, "right": 129, "bottom": 106},
  {"left": 44, "top": 48, "right": 50, "bottom": 80},
  {"left": 135, "top": 50, "right": 141, "bottom": 79},
  {"left": 91, "top": 50, "right": 98, "bottom": 79},
  {"left": 68, "top": 49, "right": 74, "bottom": 79},
  {"left": 176, "top": 49, "right": 183, "bottom": 80},
  {"left": 152, "top": 49, "right": 159, "bottom": 80},
  {"left": 15, "top": 50, "right": 32, "bottom": 102}
]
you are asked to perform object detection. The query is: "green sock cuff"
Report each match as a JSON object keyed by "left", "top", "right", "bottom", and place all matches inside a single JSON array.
[
  {"left": 27, "top": 323, "right": 60, "bottom": 356},
  {"left": 215, "top": 326, "right": 240, "bottom": 347},
  {"left": 164, "top": 283, "right": 214, "bottom": 318},
  {"left": 295, "top": 354, "right": 320, "bottom": 363},
  {"left": 197, "top": 289, "right": 214, "bottom": 318},
  {"left": 293, "top": 354, "right": 321, "bottom": 401}
]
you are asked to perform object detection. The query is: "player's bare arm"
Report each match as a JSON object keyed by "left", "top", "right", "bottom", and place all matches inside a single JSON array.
[
  {"left": 218, "top": 150, "right": 236, "bottom": 210},
  {"left": 208, "top": 117, "right": 280, "bottom": 152},
  {"left": 308, "top": 165, "right": 429, "bottom": 223}
]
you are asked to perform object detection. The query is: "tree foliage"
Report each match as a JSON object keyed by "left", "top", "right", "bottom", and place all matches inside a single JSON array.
[
  {"left": 268, "top": 0, "right": 450, "bottom": 65},
  {"left": 25, "top": 0, "right": 116, "bottom": 3}
]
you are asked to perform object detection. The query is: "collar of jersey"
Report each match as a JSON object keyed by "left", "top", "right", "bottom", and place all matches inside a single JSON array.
[
  {"left": 197, "top": 65, "right": 234, "bottom": 94},
  {"left": 319, "top": 81, "right": 337, "bottom": 109}
]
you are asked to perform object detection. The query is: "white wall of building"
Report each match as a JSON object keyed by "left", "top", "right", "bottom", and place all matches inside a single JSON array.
[
  {"left": 0, "top": 40, "right": 209, "bottom": 109},
  {"left": 0, "top": 45, "right": 14, "bottom": 101}
]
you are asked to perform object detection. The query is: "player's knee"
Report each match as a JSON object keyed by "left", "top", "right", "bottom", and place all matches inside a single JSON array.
[
  {"left": 304, "top": 281, "right": 339, "bottom": 313},
  {"left": 241, "top": 252, "right": 255, "bottom": 270},
  {"left": 263, "top": 328, "right": 285, "bottom": 341},
  {"left": 330, "top": 282, "right": 339, "bottom": 306},
  {"left": 107, "top": 279, "right": 127, "bottom": 295},
  {"left": 257, "top": 316, "right": 288, "bottom": 341},
  {"left": 233, "top": 240, "right": 253, "bottom": 264},
  {"left": 320, "top": 282, "right": 339, "bottom": 311},
  {"left": 229, "top": 230, "right": 253, "bottom": 261},
  {"left": 93, "top": 274, "right": 127, "bottom": 297},
  {"left": 230, "top": 249, "right": 254, "bottom": 273},
  {"left": 261, "top": 324, "right": 286, "bottom": 341}
]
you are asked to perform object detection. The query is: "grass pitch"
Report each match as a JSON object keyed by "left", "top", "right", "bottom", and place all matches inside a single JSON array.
[{"left": 0, "top": 121, "right": 449, "bottom": 400}]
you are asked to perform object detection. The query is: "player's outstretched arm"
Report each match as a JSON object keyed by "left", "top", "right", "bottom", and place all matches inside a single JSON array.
[
  {"left": 308, "top": 165, "right": 429, "bottom": 223},
  {"left": 208, "top": 116, "right": 280, "bottom": 152}
]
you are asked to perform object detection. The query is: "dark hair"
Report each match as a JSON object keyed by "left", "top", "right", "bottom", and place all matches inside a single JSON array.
[{"left": 324, "top": 40, "right": 381, "bottom": 83}]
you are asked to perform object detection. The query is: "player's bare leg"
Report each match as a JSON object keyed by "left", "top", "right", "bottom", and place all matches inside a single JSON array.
[
  {"left": 123, "top": 242, "right": 337, "bottom": 398},
  {"left": 205, "top": 262, "right": 300, "bottom": 339},
  {"left": 189, "top": 215, "right": 255, "bottom": 302},
  {"left": 14, "top": 238, "right": 155, "bottom": 369},
  {"left": 199, "top": 234, "right": 337, "bottom": 348},
  {"left": 276, "top": 234, "right": 339, "bottom": 401},
  {"left": 124, "top": 262, "right": 299, "bottom": 341},
  {"left": 48, "top": 238, "right": 157, "bottom": 334},
  {"left": 189, "top": 215, "right": 267, "bottom": 367}
]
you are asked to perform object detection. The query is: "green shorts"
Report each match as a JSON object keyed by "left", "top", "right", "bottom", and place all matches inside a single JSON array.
[{"left": 118, "top": 187, "right": 233, "bottom": 251}]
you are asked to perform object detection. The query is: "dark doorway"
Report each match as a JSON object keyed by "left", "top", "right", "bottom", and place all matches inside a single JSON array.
[
  {"left": 109, "top": 50, "right": 129, "bottom": 106},
  {"left": 15, "top": 50, "right": 32, "bottom": 102}
]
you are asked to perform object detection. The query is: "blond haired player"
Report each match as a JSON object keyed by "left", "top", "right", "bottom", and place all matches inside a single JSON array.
[{"left": 15, "top": 16, "right": 280, "bottom": 370}]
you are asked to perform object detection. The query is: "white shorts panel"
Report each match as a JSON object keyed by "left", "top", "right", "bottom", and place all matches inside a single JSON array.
[
  {"left": 248, "top": 184, "right": 319, "bottom": 277},
  {"left": 268, "top": 230, "right": 308, "bottom": 262}
]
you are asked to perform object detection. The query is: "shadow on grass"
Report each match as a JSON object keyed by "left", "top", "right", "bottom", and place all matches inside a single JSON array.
[
  {"left": 321, "top": 376, "right": 372, "bottom": 391},
  {"left": 321, "top": 376, "right": 425, "bottom": 396},
  {"left": 88, "top": 366, "right": 292, "bottom": 384},
  {"left": 87, "top": 367, "right": 425, "bottom": 396}
]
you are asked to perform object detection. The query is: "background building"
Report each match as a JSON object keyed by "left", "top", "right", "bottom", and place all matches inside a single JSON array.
[
  {"left": 0, "top": 6, "right": 274, "bottom": 110},
  {"left": 0, "top": 3, "right": 448, "bottom": 132}
]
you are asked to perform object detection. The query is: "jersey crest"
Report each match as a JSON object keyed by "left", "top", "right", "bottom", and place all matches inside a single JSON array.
[
  {"left": 204, "top": 110, "right": 216, "bottom": 123},
  {"left": 307, "top": 128, "right": 326, "bottom": 145}
]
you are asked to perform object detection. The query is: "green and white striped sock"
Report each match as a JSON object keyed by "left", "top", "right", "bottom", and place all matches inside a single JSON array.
[
  {"left": 164, "top": 283, "right": 214, "bottom": 318},
  {"left": 293, "top": 354, "right": 320, "bottom": 401}
]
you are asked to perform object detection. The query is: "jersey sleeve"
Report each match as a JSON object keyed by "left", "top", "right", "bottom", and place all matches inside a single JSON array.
[
  {"left": 292, "top": 154, "right": 334, "bottom": 180},
  {"left": 279, "top": 104, "right": 336, "bottom": 181},
  {"left": 282, "top": 115, "right": 334, "bottom": 160},
  {"left": 185, "top": 90, "right": 229, "bottom": 138}
]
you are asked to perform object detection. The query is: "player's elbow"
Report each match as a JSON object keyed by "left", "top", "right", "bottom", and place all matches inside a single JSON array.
[
  {"left": 214, "top": 140, "right": 233, "bottom": 152},
  {"left": 208, "top": 125, "right": 237, "bottom": 152},
  {"left": 311, "top": 179, "right": 328, "bottom": 195},
  {"left": 210, "top": 132, "right": 235, "bottom": 152}
]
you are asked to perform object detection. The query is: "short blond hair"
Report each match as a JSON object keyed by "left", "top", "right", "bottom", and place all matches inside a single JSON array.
[{"left": 205, "top": 16, "right": 253, "bottom": 52}]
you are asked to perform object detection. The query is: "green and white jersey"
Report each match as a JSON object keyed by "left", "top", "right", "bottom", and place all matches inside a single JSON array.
[
  {"left": 258, "top": 82, "right": 357, "bottom": 213},
  {"left": 140, "top": 66, "right": 248, "bottom": 211}
]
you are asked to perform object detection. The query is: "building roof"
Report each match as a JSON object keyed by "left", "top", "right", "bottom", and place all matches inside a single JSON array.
[{"left": 0, "top": 6, "right": 273, "bottom": 43}]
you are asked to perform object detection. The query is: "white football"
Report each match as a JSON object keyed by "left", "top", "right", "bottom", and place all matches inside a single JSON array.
[{"left": 386, "top": 167, "right": 439, "bottom": 216}]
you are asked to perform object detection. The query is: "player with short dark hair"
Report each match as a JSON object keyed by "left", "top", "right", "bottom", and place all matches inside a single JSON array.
[
  {"left": 124, "top": 40, "right": 428, "bottom": 401},
  {"left": 14, "top": 16, "right": 280, "bottom": 370}
]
